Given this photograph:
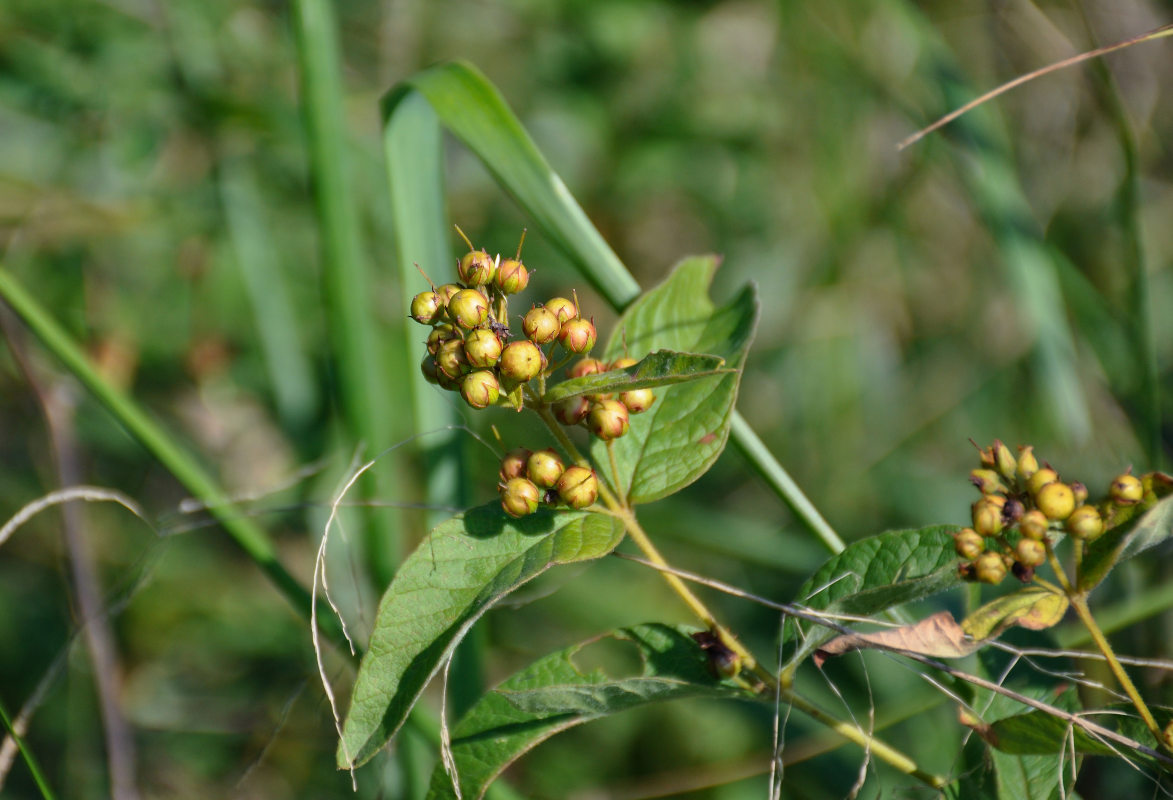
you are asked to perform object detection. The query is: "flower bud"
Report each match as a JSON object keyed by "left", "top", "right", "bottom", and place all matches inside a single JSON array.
[
  {"left": 556, "top": 466, "right": 598, "bottom": 509},
  {"left": 500, "top": 477, "right": 541, "bottom": 518},
  {"left": 1036, "top": 481, "right": 1075, "bottom": 521},
  {"left": 458, "top": 249, "right": 496, "bottom": 286},
  {"left": 448, "top": 288, "right": 490, "bottom": 330},
  {"left": 1015, "top": 538, "right": 1046, "bottom": 568},
  {"left": 588, "top": 399, "right": 629, "bottom": 440},
  {"left": 522, "top": 306, "right": 560, "bottom": 345},
  {"left": 1019, "top": 509, "right": 1048, "bottom": 540},
  {"left": 993, "top": 440, "right": 1017, "bottom": 481},
  {"left": 499, "top": 447, "right": 532, "bottom": 482},
  {"left": 410, "top": 291, "right": 444, "bottom": 325},
  {"left": 495, "top": 258, "right": 529, "bottom": 294},
  {"left": 568, "top": 358, "right": 606, "bottom": 379},
  {"left": 970, "top": 469, "right": 1008, "bottom": 495},
  {"left": 559, "top": 317, "right": 597, "bottom": 354},
  {"left": 526, "top": 449, "right": 565, "bottom": 489},
  {"left": 426, "top": 323, "right": 461, "bottom": 355},
  {"left": 1017, "top": 445, "right": 1040, "bottom": 481},
  {"left": 972, "top": 497, "right": 1004, "bottom": 536},
  {"left": 953, "top": 528, "right": 985, "bottom": 560},
  {"left": 1027, "top": 468, "right": 1058, "bottom": 497},
  {"left": 435, "top": 338, "right": 469, "bottom": 380},
  {"left": 610, "top": 356, "right": 639, "bottom": 370},
  {"left": 460, "top": 370, "right": 500, "bottom": 409},
  {"left": 975, "top": 551, "right": 1007, "bottom": 585},
  {"left": 498, "top": 340, "right": 545, "bottom": 383},
  {"left": 464, "top": 328, "right": 503, "bottom": 368},
  {"left": 620, "top": 388, "right": 655, "bottom": 414},
  {"left": 1109, "top": 473, "right": 1143, "bottom": 505},
  {"left": 545, "top": 297, "right": 577, "bottom": 324},
  {"left": 435, "top": 283, "right": 462, "bottom": 313},
  {"left": 1066, "top": 505, "right": 1104, "bottom": 540},
  {"left": 552, "top": 395, "right": 590, "bottom": 426}
]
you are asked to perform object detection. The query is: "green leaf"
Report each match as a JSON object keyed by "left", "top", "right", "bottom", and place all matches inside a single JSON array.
[
  {"left": 1079, "top": 475, "right": 1173, "bottom": 591},
  {"left": 425, "top": 624, "right": 753, "bottom": 800},
  {"left": 784, "top": 525, "right": 961, "bottom": 661},
  {"left": 338, "top": 505, "right": 624, "bottom": 768},
  {"left": 960, "top": 588, "right": 1069, "bottom": 641},
  {"left": 543, "top": 350, "right": 730, "bottom": 405},
  {"left": 591, "top": 256, "right": 758, "bottom": 505}
]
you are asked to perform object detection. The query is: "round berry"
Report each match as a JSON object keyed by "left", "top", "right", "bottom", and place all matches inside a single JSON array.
[
  {"left": 953, "top": 527, "right": 985, "bottom": 560},
  {"left": 420, "top": 354, "right": 441, "bottom": 385},
  {"left": 435, "top": 338, "right": 469, "bottom": 380},
  {"left": 620, "top": 388, "right": 655, "bottom": 414},
  {"left": 971, "top": 497, "right": 1004, "bottom": 536},
  {"left": 499, "top": 340, "right": 545, "bottom": 384},
  {"left": 526, "top": 449, "right": 565, "bottom": 489},
  {"left": 448, "top": 288, "right": 490, "bottom": 330},
  {"left": 556, "top": 466, "right": 598, "bottom": 509},
  {"left": 610, "top": 356, "right": 639, "bottom": 370},
  {"left": 435, "top": 283, "right": 462, "bottom": 313},
  {"left": 975, "top": 551, "right": 1008, "bottom": 585},
  {"left": 522, "top": 306, "right": 560, "bottom": 345},
  {"left": 1066, "top": 505, "right": 1104, "bottom": 541},
  {"left": 1109, "top": 473, "right": 1143, "bottom": 505},
  {"left": 426, "top": 324, "right": 461, "bottom": 355},
  {"left": 495, "top": 258, "right": 529, "bottom": 295},
  {"left": 588, "top": 399, "right": 629, "bottom": 441},
  {"left": 544, "top": 297, "right": 577, "bottom": 324},
  {"left": 460, "top": 370, "right": 500, "bottom": 409},
  {"left": 458, "top": 249, "right": 496, "bottom": 286},
  {"left": 1027, "top": 468, "right": 1058, "bottom": 497},
  {"left": 559, "top": 317, "right": 597, "bottom": 354},
  {"left": 1015, "top": 538, "right": 1046, "bottom": 568},
  {"left": 464, "top": 328, "right": 503, "bottom": 369},
  {"left": 501, "top": 477, "right": 541, "bottom": 518},
  {"left": 1016, "top": 445, "right": 1040, "bottom": 481},
  {"left": 568, "top": 358, "right": 607, "bottom": 379},
  {"left": 1019, "top": 509, "right": 1048, "bottom": 540},
  {"left": 1036, "top": 482, "right": 1075, "bottom": 521},
  {"left": 499, "top": 447, "right": 533, "bottom": 482},
  {"left": 410, "top": 291, "right": 444, "bottom": 325},
  {"left": 552, "top": 395, "right": 590, "bottom": 426}
]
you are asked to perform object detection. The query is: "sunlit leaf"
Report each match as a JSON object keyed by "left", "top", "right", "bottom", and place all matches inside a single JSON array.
[{"left": 960, "top": 588, "right": 1069, "bottom": 641}]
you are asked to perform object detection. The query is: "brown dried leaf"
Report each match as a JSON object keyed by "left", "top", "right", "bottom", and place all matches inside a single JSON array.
[{"left": 814, "top": 611, "right": 978, "bottom": 667}]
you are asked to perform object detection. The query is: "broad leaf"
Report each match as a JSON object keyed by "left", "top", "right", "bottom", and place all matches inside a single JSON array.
[
  {"left": 1079, "top": 474, "right": 1173, "bottom": 591},
  {"left": 785, "top": 525, "right": 961, "bottom": 662},
  {"left": 814, "top": 610, "right": 978, "bottom": 666},
  {"left": 960, "top": 588, "right": 1069, "bottom": 641},
  {"left": 338, "top": 505, "right": 624, "bottom": 768},
  {"left": 591, "top": 256, "right": 758, "bottom": 505},
  {"left": 543, "top": 350, "right": 729, "bottom": 404},
  {"left": 982, "top": 707, "right": 1173, "bottom": 761},
  {"left": 425, "top": 624, "right": 753, "bottom": 799}
]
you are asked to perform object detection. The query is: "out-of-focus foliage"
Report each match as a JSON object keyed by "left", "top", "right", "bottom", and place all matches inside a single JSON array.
[{"left": 0, "top": 0, "right": 1170, "bottom": 797}]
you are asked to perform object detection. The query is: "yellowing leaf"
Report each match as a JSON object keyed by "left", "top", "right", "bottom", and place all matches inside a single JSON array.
[{"left": 961, "top": 587, "right": 1069, "bottom": 641}]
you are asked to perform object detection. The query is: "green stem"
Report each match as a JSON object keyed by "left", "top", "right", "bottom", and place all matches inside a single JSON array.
[
  {"left": 0, "top": 694, "right": 56, "bottom": 800},
  {"left": 606, "top": 440, "right": 627, "bottom": 507}
]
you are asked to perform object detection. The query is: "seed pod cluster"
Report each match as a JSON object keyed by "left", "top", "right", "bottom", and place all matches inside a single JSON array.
[
  {"left": 956, "top": 439, "right": 1151, "bottom": 585},
  {"left": 549, "top": 356, "right": 656, "bottom": 442},
  {"left": 496, "top": 447, "right": 599, "bottom": 517}
]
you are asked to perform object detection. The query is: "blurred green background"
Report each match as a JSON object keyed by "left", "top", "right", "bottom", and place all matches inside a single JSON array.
[{"left": 1, "top": 0, "right": 1170, "bottom": 797}]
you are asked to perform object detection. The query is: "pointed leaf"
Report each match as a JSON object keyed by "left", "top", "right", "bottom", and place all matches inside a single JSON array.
[
  {"left": 543, "top": 350, "right": 729, "bottom": 405},
  {"left": 960, "top": 588, "right": 1069, "bottom": 641},
  {"left": 425, "top": 624, "right": 753, "bottom": 799},
  {"left": 1079, "top": 474, "right": 1173, "bottom": 591},
  {"left": 590, "top": 256, "right": 758, "bottom": 505},
  {"left": 338, "top": 505, "right": 624, "bottom": 768}
]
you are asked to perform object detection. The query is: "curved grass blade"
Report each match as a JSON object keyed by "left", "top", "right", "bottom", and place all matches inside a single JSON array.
[
  {"left": 338, "top": 505, "right": 624, "bottom": 768},
  {"left": 544, "top": 350, "right": 729, "bottom": 405}
]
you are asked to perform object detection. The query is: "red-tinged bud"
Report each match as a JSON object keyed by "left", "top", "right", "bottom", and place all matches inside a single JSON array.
[
  {"left": 426, "top": 324, "right": 460, "bottom": 355},
  {"left": 526, "top": 449, "right": 565, "bottom": 488},
  {"left": 435, "top": 338, "right": 469, "bottom": 380},
  {"left": 460, "top": 370, "right": 500, "bottom": 409},
  {"left": 499, "top": 448, "right": 532, "bottom": 482},
  {"left": 953, "top": 528, "right": 985, "bottom": 560},
  {"left": 568, "top": 358, "right": 607, "bottom": 379},
  {"left": 448, "top": 288, "right": 490, "bottom": 330},
  {"left": 495, "top": 258, "right": 529, "bottom": 295},
  {"left": 464, "top": 328, "right": 503, "bottom": 369},
  {"left": 458, "top": 249, "right": 496, "bottom": 286},
  {"left": 552, "top": 395, "right": 590, "bottom": 426},
  {"left": 559, "top": 317, "right": 597, "bottom": 354},
  {"left": 499, "top": 340, "right": 545, "bottom": 383},
  {"left": 544, "top": 296, "right": 577, "bottom": 324},
  {"left": 588, "top": 399, "right": 629, "bottom": 440},
  {"left": 620, "top": 388, "right": 655, "bottom": 414},
  {"left": 556, "top": 466, "right": 598, "bottom": 509},
  {"left": 500, "top": 477, "right": 541, "bottom": 518},
  {"left": 410, "top": 291, "right": 444, "bottom": 325},
  {"left": 522, "top": 306, "right": 560, "bottom": 345}
]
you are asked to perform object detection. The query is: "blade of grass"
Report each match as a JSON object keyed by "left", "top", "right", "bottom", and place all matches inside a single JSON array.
[{"left": 0, "top": 694, "right": 55, "bottom": 800}]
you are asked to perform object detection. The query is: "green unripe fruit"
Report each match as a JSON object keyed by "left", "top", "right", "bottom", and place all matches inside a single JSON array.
[
  {"left": 552, "top": 395, "right": 590, "bottom": 426},
  {"left": 435, "top": 283, "right": 462, "bottom": 313},
  {"left": 499, "top": 447, "right": 533, "bottom": 482},
  {"left": 972, "top": 497, "right": 1004, "bottom": 536},
  {"left": 420, "top": 354, "right": 441, "bottom": 385},
  {"left": 500, "top": 477, "right": 541, "bottom": 518},
  {"left": 410, "top": 291, "right": 444, "bottom": 325},
  {"left": 526, "top": 449, "right": 565, "bottom": 489},
  {"left": 1019, "top": 509, "right": 1049, "bottom": 540},
  {"left": 974, "top": 551, "right": 1008, "bottom": 584},
  {"left": 1015, "top": 538, "right": 1046, "bottom": 568},
  {"left": 460, "top": 370, "right": 500, "bottom": 409},
  {"left": 1036, "top": 481, "right": 1075, "bottom": 521},
  {"left": 568, "top": 358, "right": 606, "bottom": 379},
  {"left": 545, "top": 297, "right": 577, "bottom": 324},
  {"left": 1017, "top": 445, "right": 1040, "bottom": 481},
  {"left": 522, "top": 306, "right": 560, "bottom": 344},
  {"left": 1110, "top": 473, "right": 1143, "bottom": 505},
  {"left": 1027, "top": 468, "right": 1058, "bottom": 497},
  {"left": 498, "top": 340, "right": 545, "bottom": 383},
  {"left": 588, "top": 399, "right": 629, "bottom": 441},
  {"left": 1066, "top": 505, "right": 1104, "bottom": 540},
  {"left": 458, "top": 249, "right": 496, "bottom": 286},
  {"left": 426, "top": 324, "right": 461, "bottom": 355},
  {"left": 993, "top": 439, "right": 1017, "bottom": 481},
  {"left": 970, "top": 469, "right": 1007, "bottom": 495},
  {"left": 495, "top": 258, "right": 529, "bottom": 294},
  {"left": 464, "top": 328, "right": 503, "bottom": 368},
  {"left": 448, "top": 288, "right": 490, "bottom": 329},
  {"left": 1071, "top": 481, "right": 1089, "bottom": 506},
  {"left": 953, "top": 527, "right": 985, "bottom": 560},
  {"left": 559, "top": 317, "right": 597, "bottom": 354},
  {"left": 435, "top": 338, "right": 469, "bottom": 380},
  {"left": 556, "top": 466, "right": 598, "bottom": 509},
  {"left": 620, "top": 388, "right": 655, "bottom": 414}
]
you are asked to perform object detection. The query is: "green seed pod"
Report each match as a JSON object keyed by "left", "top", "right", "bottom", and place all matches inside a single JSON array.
[
  {"left": 620, "top": 388, "right": 655, "bottom": 414},
  {"left": 552, "top": 395, "right": 590, "bottom": 426},
  {"left": 953, "top": 527, "right": 985, "bottom": 560},
  {"left": 500, "top": 476, "right": 541, "bottom": 518},
  {"left": 410, "top": 291, "right": 444, "bottom": 325},
  {"left": 974, "top": 551, "right": 1008, "bottom": 585},
  {"left": 1015, "top": 538, "right": 1046, "bottom": 568},
  {"left": 1027, "top": 467, "right": 1058, "bottom": 497},
  {"left": 544, "top": 296, "right": 577, "bottom": 324},
  {"left": 556, "top": 465, "right": 598, "bottom": 509},
  {"left": 972, "top": 497, "right": 1004, "bottom": 536},
  {"left": 588, "top": 399, "right": 629, "bottom": 441},
  {"left": 522, "top": 306, "right": 560, "bottom": 345},
  {"left": 1036, "top": 481, "right": 1075, "bottom": 521},
  {"left": 448, "top": 288, "right": 490, "bottom": 330},
  {"left": 498, "top": 340, "right": 545, "bottom": 383},
  {"left": 526, "top": 449, "right": 565, "bottom": 489},
  {"left": 1066, "top": 505, "right": 1104, "bottom": 540},
  {"left": 495, "top": 258, "right": 529, "bottom": 295},
  {"left": 420, "top": 354, "right": 441, "bottom": 385},
  {"left": 460, "top": 370, "right": 500, "bottom": 409},
  {"left": 559, "top": 317, "right": 597, "bottom": 354},
  {"left": 993, "top": 439, "right": 1017, "bottom": 482},
  {"left": 1109, "top": 473, "right": 1144, "bottom": 505},
  {"left": 1019, "top": 509, "right": 1049, "bottom": 540},
  {"left": 499, "top": 447, "right": 533, "bottom": 482},
  {"left": 1016, "top": 445, "right": 1040, "bottom": 481},
  {"left": 426, "top": 323, "right": 461, "bottom": 355},
  {"left": 435, "top": 338, "right": 469, "bottom": 380},
  {"left": 464, "top": 328, "right": 503, "bottom": 369},
  {"left": 458, "top": 249, "right": 496, "bottom": 286},
  {"left": 970, "top": 469, "right": 1008, "bottom": 495}
]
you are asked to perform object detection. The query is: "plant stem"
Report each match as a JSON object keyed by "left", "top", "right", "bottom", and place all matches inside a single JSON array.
[
  {"left": 0, "top": 695, "right": 56, "bottom": 800},
  {"left": 606, "top": 440, "right": 627, "bottom": 507}
]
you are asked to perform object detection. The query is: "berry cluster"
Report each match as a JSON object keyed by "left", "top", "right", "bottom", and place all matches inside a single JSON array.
[
  {"left": 954, "top": 440, "right": 1146, "bottom": 584},
  {"left": 498, "top": 447, "right": 599, "bottom": 517}
]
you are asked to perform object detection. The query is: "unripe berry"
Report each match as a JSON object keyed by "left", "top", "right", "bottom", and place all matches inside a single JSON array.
[
  {"left": 435, "top": 338, "right": 469, "bottom": 380},
  {"left": 1070, "top": 481, "right": 1088, "bottom": 506},
  {"left": 448, "top": 288, "right": 490, "bottom": 330},
  {"left": 993, "top": 440, "right": 1017, "bottom": 481},
  {"left": 544, "top": 297, "right": 577, "bottom": 324},
  {"left": 464, "top": 328, "right": 503, "bottom": 368},
  {"left": 1036, "top": 481, "right": 1075, "bottom": 521},
  {"left": 559, "top": 317, "right": 597, "bottom": 354},
  {"left": 420, "top": 354, "right": 441, "bottom": 385},
  {"left": 435, "top": 283, "right": 462, "bottom": 313},
  {"left": 498, "top": 340, "right": 545, "bottom": 383},
  {"left": 556, "top": 466, "right": 598, "bottom": 509},
  {"left": 1015, "top": 538, "right": 1046, "bottom": 568},
  {"left": 953, "top": 528, "right": 985, "bottom": 560},
  {"left": 1027, "top": 468, "right": 1058, "bottom": 497},
  {"left": 522, "top": 306, "right": 560, "bottom": 345},
  {"left": 975, "top": 551, "right": 1008, "bottom": 585},
  {"left": 426, "top": 324, "right": 461, "bottom": 355},
  {"left": 499, "top": 447, "right": 533, "bottom": 482},
  {"left": 1017, "top": 445, "right": 1040, "bottom": 481},
  {"left": 568, "top": 358, "right": 607, "bottom": 379},
  {"left": 460, "top": 370, "right": 500, "bottom": 409},
  {"left": 972, "top": 497, "right": 1004, "bottom": 536},
  {"left": 500, "top": 477, "right": 541, "bottom": 518},
  {"left": 526, "top": 449, "right": 565, "bottom": 489},
  {"left": 610, "top": 356, "right": 639, "bottom": 371},
  {"left": 588, "top": 399, "right": 629, "bottom": 440},
  {"left": 970, "top": 469, "right": 1008, "bottom": 495},
  {"left": 552, "top": 395, "right": 590, "bottom": 426},
  {"left": 1019, "top": 509, "right": 1048, "bottom": 540},
  {"left": 495, "top": 258, "right": 529, "bottom": 294},
  {"left": 458, "top": 249, "right": 496, "bottom": 286},
  {"left": 410, "top": 291, "right": 444, "bottom": 325},
  {"left": 1066, "top": 505, "right": 1104, "bottom": 541},
  {"left": 1109, "top": 473, "right": 1143, "bottom": 505},
  {"left": 620, "top": 388, "right": 655, "bottom": 414}
]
